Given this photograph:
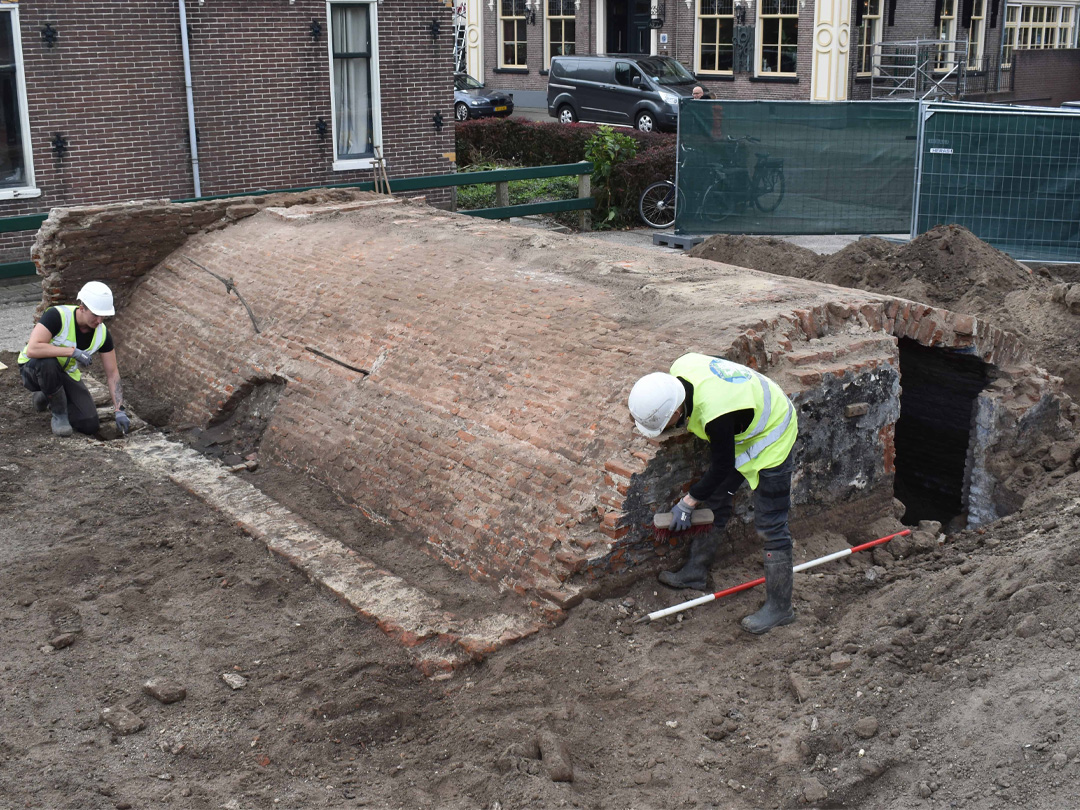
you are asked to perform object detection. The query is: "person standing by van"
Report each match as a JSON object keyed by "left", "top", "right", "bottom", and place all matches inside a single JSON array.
[{"left": 692, "top": 85, "right": 713, "bottom": 100}]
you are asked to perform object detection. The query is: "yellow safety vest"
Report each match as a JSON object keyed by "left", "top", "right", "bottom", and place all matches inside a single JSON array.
[
  {"left": 670, "top": 352, "right": 797, "bottom": 490},
  {"left": 18, "top": 305, "right": 108, "bottom": 383}
]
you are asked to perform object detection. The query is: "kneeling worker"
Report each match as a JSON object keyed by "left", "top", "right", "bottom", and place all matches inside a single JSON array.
[
  {"left": 628, "top": 353, "right": 798, "bottom": 634},
  {"left": 18, "top": 281, "right": 130, "bottom": 437}
]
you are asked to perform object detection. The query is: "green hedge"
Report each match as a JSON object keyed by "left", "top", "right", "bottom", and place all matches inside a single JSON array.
[{"left": 457, "top": 118, "right": 676, "bottom": 227}]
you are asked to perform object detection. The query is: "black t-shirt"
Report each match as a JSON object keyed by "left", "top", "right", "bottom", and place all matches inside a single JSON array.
[
  {"left": 39, "top": 307, "right": 114, "bottom": 354},
  {"left": 679, "top": 378, "right": 753, "bottom": 502}
]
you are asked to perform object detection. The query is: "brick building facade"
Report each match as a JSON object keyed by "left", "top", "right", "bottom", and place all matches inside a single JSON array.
[
  {"left": 461, "top": 0, "right": 1077, "bottom": 108},
  {"left": 0, "top": 0, "right": 456, "bottom": 263}
]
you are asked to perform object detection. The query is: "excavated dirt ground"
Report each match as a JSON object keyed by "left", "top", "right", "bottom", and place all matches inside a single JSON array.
[{"left": 3, "top": 226, "right": 1080, "bottom": 808}]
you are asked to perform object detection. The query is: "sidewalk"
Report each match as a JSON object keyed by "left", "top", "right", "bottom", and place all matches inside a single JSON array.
[{"left": 0, "top": 280, "right": 39, "bottom": 353}]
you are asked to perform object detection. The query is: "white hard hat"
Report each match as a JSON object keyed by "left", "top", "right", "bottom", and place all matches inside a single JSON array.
[
  {"left": 628, "top": 372, "right": 685, "bottom": 438},
  {"left": 77, "top": 281, "right": 115, "bottom": 317}
]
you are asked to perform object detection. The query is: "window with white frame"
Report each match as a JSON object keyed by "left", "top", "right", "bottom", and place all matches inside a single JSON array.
[
  {"left": 758, "top": 0, "right": 798, "bottom": 75},
  {"left": 0, "top": 6, "right": 37, "bottom": 198},
  {"left": 966, "top": 0, "right": 987, "bottom": 67},
  {"left": 500, "top": 0, "right": 528, "bottom": 68},
  {"left": 329, "top": 2, "right": 381, "bottom": 170},
  {"left": 1002, "top": 3, "right": 1077, "bottom": 66},
  {"left": 856, "top": 0, "right": 883, "bottom": 76},
  {"left": 698, "top": 0, "right": 735, "bottom": 74},
  {"left": 936, "top": 0, "right": 957, "bottom": 70},
  {"left": 546, "top": 0, "right": 575, "bottom": 69}
]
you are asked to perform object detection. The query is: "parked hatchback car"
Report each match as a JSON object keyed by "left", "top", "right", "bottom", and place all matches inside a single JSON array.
[
  {"left": 454, "top": 73, "right": 514, "bottom": 121},
  {"left": 547, "top": 54, "right": 696, "bottom": 132}
]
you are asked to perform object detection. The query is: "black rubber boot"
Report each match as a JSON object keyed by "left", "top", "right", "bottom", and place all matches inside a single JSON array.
[
  {"left": 48, "top": 389, "right": 73, "bottom": 437},
  {"left": 740, "top": 548, "right": 795, "bottom": 634},
  {"left": 658, "top": 532, "right": 717, "bottom": 590},
  {"left": 32, "top": 391, "right": 48, "bottom": 412}
]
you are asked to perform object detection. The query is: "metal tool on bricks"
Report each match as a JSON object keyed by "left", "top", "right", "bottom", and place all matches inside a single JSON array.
[{"left": 635, "top": 530, "right": 912, "bottom": 624}]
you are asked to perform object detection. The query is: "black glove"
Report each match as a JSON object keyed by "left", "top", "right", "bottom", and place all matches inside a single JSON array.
[
  {"left": 670, "top": 500, "right": 694, "bottom": 533},
  {"left": 71, "top": 348, "right": 92, "bottom": 369},
  {"left": 115, "top": 407, "right": 130, "bottom": 435}
]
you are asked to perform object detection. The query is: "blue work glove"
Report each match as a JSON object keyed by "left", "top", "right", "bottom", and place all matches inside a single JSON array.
[
  {"left": 670, "top": 500, "right": 694, "bottom": 533},
  {"left": 114, "top": 407, "right": 130, "bottom": 435},
  {"left": 71, "top": 348, "right": 92, "bottom": 369}
]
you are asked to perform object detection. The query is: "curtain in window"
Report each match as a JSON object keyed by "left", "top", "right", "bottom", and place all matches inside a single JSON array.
[
  {"left": 333, "top": 5, "right": 373, "bottom": 159},
  {"left": 0, "top": 14, "right": 26, "bottom": 187}
]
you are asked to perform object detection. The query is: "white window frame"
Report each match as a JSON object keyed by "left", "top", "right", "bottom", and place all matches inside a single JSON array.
[
  {"left": 936, "top": 0, "right": 958, "bottom": 71},
  {"left": 499, "top": 0, "right": 528, "bottom": 69},
  {"left": 856, "top": 0, "right": 883, "bottom": 76},
  {"left": 1003, "top": 2, "right": 1078, "bottom": 67},
  {"left": 0, "top": 5, "right": 40, "bottom": 200},
  {"left": 326, "top": 0, "right": 383, "bottom": 172},
  {"left": 696, "top": 0, "right": 735, "bottom": 76},
  {"left": 756, "top": 0, "right": 799, "bottom": 77},
  {"left": 544, "top": 0, "right": 576, "bottom": 70},
  {"left": 966, "top": 0, "right": 987, "bottom": 67}
]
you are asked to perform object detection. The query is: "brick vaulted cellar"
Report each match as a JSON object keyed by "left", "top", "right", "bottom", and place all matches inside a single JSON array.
[{"left": 32, "top": 194, "right": 1070, "bottom": 615}]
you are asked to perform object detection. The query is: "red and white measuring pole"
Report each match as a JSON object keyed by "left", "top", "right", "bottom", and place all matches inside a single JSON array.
[{"left": 637, "top": 529, "right": 912, "bottom": 624}]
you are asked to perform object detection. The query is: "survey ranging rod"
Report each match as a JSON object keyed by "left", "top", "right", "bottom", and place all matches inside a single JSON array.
[{"left": 635, "top": 530, "right": 912, "bottom": 624}]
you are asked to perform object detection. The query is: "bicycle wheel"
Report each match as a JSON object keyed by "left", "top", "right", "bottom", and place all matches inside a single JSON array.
[
  {"left": 700, "top": 181, "right": 733, "bottom": 224},
  {"left": 639, "top": 181, "right": 677, "bottom": 229},
  {"left": 754, "top": 169, "right": 786, "bottom": 213}
]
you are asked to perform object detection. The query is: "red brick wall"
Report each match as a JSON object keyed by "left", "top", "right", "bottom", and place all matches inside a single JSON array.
[
  {"left": 0, "top": 1, "right": 454, "bottom": 262},
  {"left": 1012, "top": 49, "right": 1080, "bottom": 106}
]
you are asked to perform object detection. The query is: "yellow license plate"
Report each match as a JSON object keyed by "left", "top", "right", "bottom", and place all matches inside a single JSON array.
[{"left": 494, "top": 105, "right": 507, "bottom": 112}]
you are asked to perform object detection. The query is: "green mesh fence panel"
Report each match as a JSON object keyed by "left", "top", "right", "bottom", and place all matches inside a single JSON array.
[
  {"left": 915, "top": 105, "right": 1080, "bottom": 262},
  {"left": 675, "top": 100, "right": 919, "bottom": 235}
]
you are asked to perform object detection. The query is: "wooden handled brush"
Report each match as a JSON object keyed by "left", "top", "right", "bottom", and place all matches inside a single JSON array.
[{"left": 652, "top": 508, "right": 715, "bottom": 542}]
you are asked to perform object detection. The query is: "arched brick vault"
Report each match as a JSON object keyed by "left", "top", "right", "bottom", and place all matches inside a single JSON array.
[{"left": 45, "top": 196, "right": 1062, "bottom": 613}]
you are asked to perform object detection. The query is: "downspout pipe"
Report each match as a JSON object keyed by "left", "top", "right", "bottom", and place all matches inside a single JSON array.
[{"left": 178, "top": 0, "right": 202, "bottom": 197}]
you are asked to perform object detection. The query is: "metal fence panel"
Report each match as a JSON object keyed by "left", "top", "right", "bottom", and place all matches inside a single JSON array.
[
  {"left": 675, "top": 100, "right": 920, "bottom": 235},
  {"left": 915, "top": 104, "right": 1080, "bottom": 262}
]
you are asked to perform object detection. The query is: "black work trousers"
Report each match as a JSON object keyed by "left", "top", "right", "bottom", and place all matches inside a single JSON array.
[
  {"left": 702, "top": 453, "right": 794, "bottom": 552},
  {"left": 21, "top": 357, "right": 101, "bottom": 435}
]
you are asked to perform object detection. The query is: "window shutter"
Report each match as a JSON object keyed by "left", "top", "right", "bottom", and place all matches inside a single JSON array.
[
  {"left": 855, "top": 0, "right": 864, "bottom": 28},
  {"left": 888, "top": 0, "right": 897, "bottom": 26},
  {"left": 989, "top": 0, "right": 1000, "bottom": 28},
  {"left": 960, "top": 0, "right": 974, "bottom": 28},
  {"left": 933, "top": 0, "right": 944, "bottom": 26}
]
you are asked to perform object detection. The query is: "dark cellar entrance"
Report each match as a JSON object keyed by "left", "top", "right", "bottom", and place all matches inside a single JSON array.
[{"left": 894, "top": 338, "right": 990, "bottom": 528}]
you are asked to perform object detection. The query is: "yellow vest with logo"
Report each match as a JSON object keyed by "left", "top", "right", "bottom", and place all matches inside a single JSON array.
[
  {"left": 18, "top": 305, "right": 108, "bottom": 383},
  {"left": 670, "top": 352, "right": 797, "bottom": 490}
]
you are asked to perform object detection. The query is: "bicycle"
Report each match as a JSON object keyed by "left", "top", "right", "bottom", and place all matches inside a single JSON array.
[
  {"left": 700, "top": 135, "right": 785, "bottom": 223},
  {"left": 638, "top": 178, "right": 677, "bottom": 229},
  {"left": 638, "top": 136, "right": 785, "bottom": 228}
]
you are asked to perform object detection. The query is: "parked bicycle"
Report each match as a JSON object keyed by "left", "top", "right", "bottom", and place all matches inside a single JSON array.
[{"left": 637, "top": 135, "right": 785, "bottom": 229}]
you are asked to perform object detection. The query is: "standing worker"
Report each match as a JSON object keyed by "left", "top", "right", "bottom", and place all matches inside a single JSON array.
[
  {"left": 628, "top": 353, "right": 798, "bottom": 634},
  {"left": 18, "top": 281, "right": 130, "bottom": 438}
]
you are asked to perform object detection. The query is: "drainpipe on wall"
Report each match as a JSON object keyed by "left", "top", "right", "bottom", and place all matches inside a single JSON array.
[{"left": 178, "top": 0, "right": 202, "bottom": 198}]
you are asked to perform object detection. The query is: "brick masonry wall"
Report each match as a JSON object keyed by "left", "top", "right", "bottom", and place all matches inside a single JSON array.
[
  {"left": 0, "top": 0, "right": 454, "bottom": 262},
  {"left": 1011, "top": 48, "right": 1080, "bottom": 105},
  {"left": 33, "top": 196, "right": 1062, "bottom": 609}
]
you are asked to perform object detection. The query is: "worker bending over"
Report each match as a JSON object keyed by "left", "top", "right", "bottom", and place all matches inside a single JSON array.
[
  {"left": 628, "top": 353, "right": 798, "bottom": 634},
  {"left": 18, "top": 281, "right": 129, "bottom": 437}
]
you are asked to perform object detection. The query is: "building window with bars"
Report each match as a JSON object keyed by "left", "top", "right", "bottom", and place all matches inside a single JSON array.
[
  {"left": 698, "top": 0, "right": 735, "bottom": 74},
  {"left": 500, "top": 0, "right": 528, "bottom": 68},
  {"left": 758, "top": 0, "right": 798, "bottom": 75},
  {"left": 967, "top": 0, "right": 987, "bottom": 68},
  {"left": 546, "top": 0, "right": 576, "bottom": 69},
  {"left": 0, "top": 6, "right": 36, "bottom": 197},
  {"left": 856, "top": 0, "right": 883, "bottom": 76},
  {"left": 1002, "top": 3, "right": 1077, "bottom": 67},
  {"left": 329, "top": 1, "right": 381, "bottom": 170}
]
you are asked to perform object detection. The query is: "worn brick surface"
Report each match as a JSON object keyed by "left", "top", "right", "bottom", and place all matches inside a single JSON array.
[{"left": 41, "top": 196, "right": 1061, "bottom": 604}]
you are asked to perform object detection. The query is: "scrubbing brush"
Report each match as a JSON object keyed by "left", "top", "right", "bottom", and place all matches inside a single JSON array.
[{"left": 652, "top": 508, "right": 715, "bottom": 543}]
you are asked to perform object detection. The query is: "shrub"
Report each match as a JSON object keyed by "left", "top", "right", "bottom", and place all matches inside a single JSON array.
[{"left": 456, "top": 118, "right": 676, "bottom": 228}]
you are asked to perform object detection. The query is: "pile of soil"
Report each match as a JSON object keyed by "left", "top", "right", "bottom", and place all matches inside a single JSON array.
[
  {"left": 4, "top": 334, "right": 1080, "bottom": 808},
  {"left": 688, "top": 225, "right": 1080, "bottom": 401}
]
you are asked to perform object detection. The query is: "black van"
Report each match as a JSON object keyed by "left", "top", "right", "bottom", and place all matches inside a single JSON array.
[{"left": 547, "top": 54, "right": 697, "bottom": 133}]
